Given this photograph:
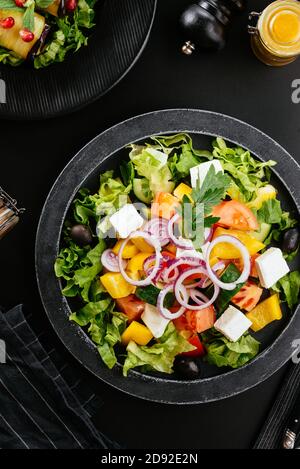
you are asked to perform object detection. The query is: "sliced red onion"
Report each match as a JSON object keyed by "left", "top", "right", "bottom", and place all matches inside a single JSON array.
[
  {"left": 204, "top": 227, "right": 213, "bottom": 243},
  {"left": 161, "top": 257, "right": 205, "bottom": 284},
  {"left": 118, "top": 231, "right": 161, "bottom": 286},
  {"left": 199, "top": 261, "right": 226, "bottom": 289},
  {"left": 189, "top": 289, "right": 209, "bottom": 305},
  {"left": 205, "top": 235, "right": 250, "bottom": 291},
  {"left": 167, "top": 213, "right": 194, "bottom": 249},
  {"left": 143, "top": 255, "right": 156, "bottom": 275},
  {"left": 144, "top": 218, "right": 169, "bottom": 246},
  {"left": 101, "top": 249, "right": 127, "bottom": 272},
  {"left": 157, "top": 284, "right": 186, "bottom": 320},
  {"left": 174, "top": 268, "right": 220, "bottom": 310}
]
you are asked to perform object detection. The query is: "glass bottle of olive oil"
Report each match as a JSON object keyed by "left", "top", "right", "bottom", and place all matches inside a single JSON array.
[{"left": 249, "top": 0, "right": 300, "bottom": 66}]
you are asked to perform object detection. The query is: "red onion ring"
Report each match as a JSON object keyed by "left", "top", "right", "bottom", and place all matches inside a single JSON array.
[
  {"left": 174, "top": 268, "right": 220, "bottom": 311},
  {"left": 161, "top": 257, "right": 205, "bottom": 284},
  {"left": 167, "top": 213, "right": 194, "bottom": 249},
  {"left": 205, "top": 235, "right": 250, "bottom": 291},
  {"left": 101, "top": 249, "right": 127, "bottom": 272},
  {"left": 118, "top": 231, "right": 161, "bottom": 286},
  {"left": 144, "top": 217, "right": 169, "bottom": 247},
  {"left": 199, "top": 261, "right": 226, "bottom": 289},
  {"left": 204, "top": 227, "right": 213, "bottom": 244},
  {"left": 157, "top": 284, "right": 187, "bottom": 320},
  {"left": 189, "top": 289, "right": 210, "bottom": 305}
]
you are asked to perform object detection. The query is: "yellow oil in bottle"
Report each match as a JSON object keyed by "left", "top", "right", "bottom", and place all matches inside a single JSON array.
[{"left": 250, "top": 0, "right": 300, "bottom": 66}]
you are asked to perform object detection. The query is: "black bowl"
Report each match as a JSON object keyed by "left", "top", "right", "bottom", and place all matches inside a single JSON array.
[
  {"left": 0, "top": 0, "right": 156, "bottom": 120},
  {"left": 35, "top": 109, "right": 300, "bottom": 404}
]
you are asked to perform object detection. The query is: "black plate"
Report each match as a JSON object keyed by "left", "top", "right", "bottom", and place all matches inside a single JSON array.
[
  {"left": 0, "top": 0, "right": 156, "bottom": 120},
  {"left": 36, "top": 109, "right": 300, "bottom": 404}
]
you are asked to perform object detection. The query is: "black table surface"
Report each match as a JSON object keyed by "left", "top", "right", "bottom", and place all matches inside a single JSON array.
[{"left": 1, "top": 0, "right": 299, "bottom": 449}]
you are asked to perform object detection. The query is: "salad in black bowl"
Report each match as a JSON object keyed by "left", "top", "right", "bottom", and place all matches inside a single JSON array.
[
  {"left": 54, "top": 134, "right": 300, "bottom": 380},
  {"left": 0, "top": 0, "right": 97, "bottom": 68}
]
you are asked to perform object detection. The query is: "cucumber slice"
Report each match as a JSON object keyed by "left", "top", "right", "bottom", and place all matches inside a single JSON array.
[
  {"left": 133, "top": 178, "right": 152, "bottom": 204},
  {"left": 252, "top": 223, "right": 271, "bottom": 242}
]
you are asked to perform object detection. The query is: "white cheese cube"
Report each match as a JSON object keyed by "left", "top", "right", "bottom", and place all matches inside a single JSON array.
[
  {"left": 190, "top": 160, "right": 223, "bottom": 188},
  {"left": 141, "top": 304, "right": 169, "bottom": 338},
  {"left": 255, "top": 247, "right": 290, "bottom": 289},
  {"left": 214, "top": 305, "right": 252, "bottom": 342},
  {"left": 109, "top": 204, "right": 144, "bottom": 239}
]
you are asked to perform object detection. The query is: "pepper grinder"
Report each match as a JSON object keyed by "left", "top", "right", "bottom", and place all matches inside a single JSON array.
[
  {"left": 0, "top": 187, "right": 25, "bottom": 240},
  {"left": 179, "top": 0, "right": 247, "bottom": 55}
]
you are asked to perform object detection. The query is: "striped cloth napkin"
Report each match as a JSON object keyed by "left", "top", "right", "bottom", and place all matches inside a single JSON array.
[{"left": 0, "top": 304, "right": 119, "bottom": 449}]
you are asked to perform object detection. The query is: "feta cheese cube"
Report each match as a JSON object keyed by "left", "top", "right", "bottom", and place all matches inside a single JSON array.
[
  {"left": 214, "top": 305, "right": 252, "bottom": 342},
  {"left": 190, "top": 160, "right": 223, "bottom": 188},
  {"left": 109, "top": 204, "right": 144, "bottom": 239},
  {"left": 141, "top": 304, "right": 169, "bottom": 338},
  {"left": 255, "top": 247, "right": 290, "bottom": 289}
]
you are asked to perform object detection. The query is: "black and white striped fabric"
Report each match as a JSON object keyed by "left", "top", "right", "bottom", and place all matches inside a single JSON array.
[
  {"left": 0, "top": 305, "right": 118, "bottom": 449},
  {"left": 254, "top": 362, "right": 300, "bottom": 449}
]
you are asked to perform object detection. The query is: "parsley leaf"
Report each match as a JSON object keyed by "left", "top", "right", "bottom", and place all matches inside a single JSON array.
[
  {"left": 23, "top": 2, "right": 35, "bottom": 32},
  {"left": 179, "top": 166, "right": 230, "bottom": 249},
  {"left": 190, "top": 165, "right": 231, "bottom": 215}
]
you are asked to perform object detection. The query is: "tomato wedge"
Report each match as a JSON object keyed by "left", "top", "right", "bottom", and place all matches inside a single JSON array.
[
  {"left": 231, "top": 281, "right": 263, "bottom": 312},
  {"left": 232, "top": 254, "right": 259, "bottom": 278},
  {"left": 185, "top": 306, "right": 216, "bottom": 334},
  {"left": 181, "top": 335, "right": 206, "bottom": 357},
  {"left": 212, "top": 200, "right": 259, "bottom": 231},
  {"left": 115, "top": 295, "right": 145, "bottom": 323}
]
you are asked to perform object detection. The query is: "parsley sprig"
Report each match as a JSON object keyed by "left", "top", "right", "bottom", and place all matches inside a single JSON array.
[{"left": 179, "top": 165, "right": 231, "bottom": 249}]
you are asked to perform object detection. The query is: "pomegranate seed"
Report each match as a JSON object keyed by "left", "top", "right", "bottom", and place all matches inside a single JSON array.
[
  {"left": 65, "top": 0, "right": 77, "bottom": 12},
  {"left": 14, "top": 0, "right": 25, "bottom": 6},
  {"left": 19, "top": 28, "right": 34, "bottom": 43},
  {"left": 0, "top": 17, "right": 15, "bottom": 29}
]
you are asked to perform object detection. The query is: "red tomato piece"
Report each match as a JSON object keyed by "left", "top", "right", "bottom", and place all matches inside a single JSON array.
[
  {"left": 212, "top": 200, "right": 259, "bottom": 231},
  {"left": 231, "top": 281, "right": 263, "bottom": 312},
  {"left": 115, "top": 295, "right": 145, "bottom": 323},
  {"left": 185, "top": 306, "right": 216, "bottom": 334},
  {"left": 181, "top": 334, "right": 206, "bottom": 357}
]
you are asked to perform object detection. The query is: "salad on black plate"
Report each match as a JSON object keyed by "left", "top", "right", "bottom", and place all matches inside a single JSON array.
[
  {"left": 55, "top": 134, "right": 300, "bottom": 379},
  {"left": 0, "top": 0, "right": 97, "bottom": 68}
]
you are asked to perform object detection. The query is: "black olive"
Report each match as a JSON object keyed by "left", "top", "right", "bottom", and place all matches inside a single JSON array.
[
  {"left": 282, "top": 228, "right": 300, "bottom": 254},
  {"left": 174, "top": 356, "right": 201, "bottom": 379},
  {"left": 70, "top": 224, "right": 93, "bottom": 246}
]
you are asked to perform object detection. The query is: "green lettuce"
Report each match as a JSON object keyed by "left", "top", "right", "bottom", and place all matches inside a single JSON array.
[
  {"left": 34, "top": 0, "right": 96, "bottom": 69},
  {"left": 0, "top": 47, "right": 24, "bottom": 66},
  {"left": 55, "top": 239, "right": 106, "bottom": 302},
  {"left": 123, "top": 322, "right": 195, "bottom": 376},
  {"left": 212, "top": 138, "right": 276, "bottom": 202},
  {"left": 129, "top": 145, "right": 174, "bottom": 197},
  {"left": 272, "top": 271, "right": 300, "bottom": 311},
  {"left": 257, "top": 199, "right": 297, "bottom": 244},
  {"left": 202, "top": 330, "right": 260, "bottom": 369}
]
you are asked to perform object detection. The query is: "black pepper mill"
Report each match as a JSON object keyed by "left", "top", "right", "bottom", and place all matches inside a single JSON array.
[{"left": 179, "top": 0, "right": 247, "bottom": 55}]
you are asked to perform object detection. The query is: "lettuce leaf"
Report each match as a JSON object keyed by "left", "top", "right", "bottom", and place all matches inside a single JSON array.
[
  {"left": 129, "top": 146, "right": 174, "bottom": 197},
  {"left": 55, "top": 239, "right": 106, "bottom": 302},
  {"left": 34, "top": 0, "right": 96, "bottom": 69},
  {"left": 201, "top": 330, "right": 260, "bottom": 369},
  {"left": 272, "top": 271, "right": 300, "bottom": 311},
  {"left": 212, "top": 138, "right": 276, "bottom": 202},
  {"left": 123, "top": 322, "right": 195, "bottom": 376},
  {"left": 257, "top": 199, "right": 297, "bottom": 244}
]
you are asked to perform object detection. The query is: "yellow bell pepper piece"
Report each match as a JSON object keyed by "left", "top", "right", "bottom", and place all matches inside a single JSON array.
[
  {"left": 173, "top": 183, "right": 192, "bottom": 201},
  {"left": 126, "top": 270, "right": 140, "bottom": 282},
  {"left": 121, "top": 321, "right": 153, "bottom": 346},
  {"left": 127, "top": 252, "right": 152, "bottom": 273},
  {"left": 246, "top": 294, "right": 282, "bottom": 332},
  {"left": 131, "top": 237, "right": 154, "bottom": 253},
  {"left": 100, "top": 272, "right": 135, "bottom": 299},
  {"left": 165, "top": 243, "right": 177, "bottom": 255},
  {"left": 112, "top": 240, "right": 139, "bottom": 259},
  {"left": 247, "top": 185, "right": 277, "bottom": 210},
  {"left": 212, "top": 227, "right": 265, "bottom": 259}
]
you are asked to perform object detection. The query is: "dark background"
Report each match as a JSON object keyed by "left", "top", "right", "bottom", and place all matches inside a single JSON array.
[{"left": 1, "top": 0, "right": 299, "bottom": 449}]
